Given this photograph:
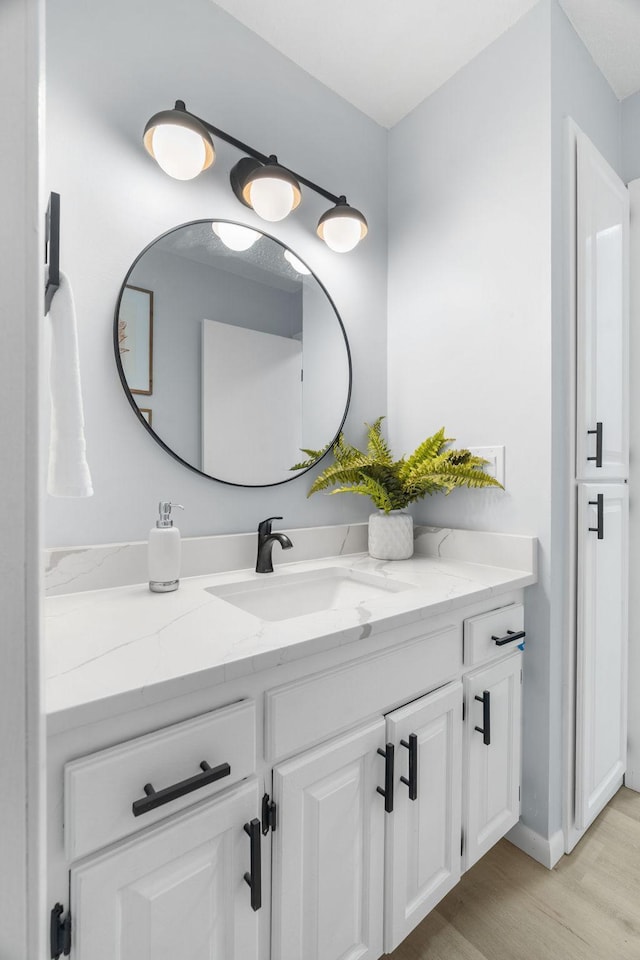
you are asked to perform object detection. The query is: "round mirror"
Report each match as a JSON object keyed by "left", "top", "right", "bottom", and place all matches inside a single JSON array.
[{"left": 114, "top": 220, "right": 351, "bottom": 486}]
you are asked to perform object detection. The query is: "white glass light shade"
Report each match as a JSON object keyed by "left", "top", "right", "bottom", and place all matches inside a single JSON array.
[
  {"left": 249, "top": 178, "right": 295, "bottom": 222},
  {"left": 317, "top": 201, "right": 368, "bottom": 253},
  {"left": 320, "top": 215, "right": 364, "bottom": 253},
  {"left": 212, "top": 222, "right": 260, "bottom": 251},
  {"left": 284, "top": 249, "right": 311, "bottom": 274},
  {"left": 150, "top": 124, "right": 210, "bottom": 180}
]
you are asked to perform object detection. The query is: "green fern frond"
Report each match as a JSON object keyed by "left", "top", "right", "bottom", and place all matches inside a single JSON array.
[
  {"left": 307, "top": 459, "right": 373, "bottom": 495},
  {"left": 304, "top": 418, "right": 504, "bottom": 511},
  {"left": 366, "top": 417, "right": 393, "bottom": 466},
  {"left": 329, "top": 476, "right": 394, "bottom": 512},
  {"left": 290, "top": 445, "right": 331, "bottom": 471},
  {"left": 398, "top": 428, "right": 451, "bottom": 480}
]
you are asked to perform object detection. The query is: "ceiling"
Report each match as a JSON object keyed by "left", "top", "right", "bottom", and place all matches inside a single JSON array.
[{"left": 211, "top": 0, "right": 640, "bottom": 128}]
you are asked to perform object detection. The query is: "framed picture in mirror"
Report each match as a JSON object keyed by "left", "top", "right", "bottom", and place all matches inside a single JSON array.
[{"left": 119, "top": 285, "right": 154, "bottom": 395}]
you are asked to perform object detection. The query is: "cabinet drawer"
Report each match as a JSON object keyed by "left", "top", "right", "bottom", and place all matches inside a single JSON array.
[
  {"left": 463, "top": 603, "right": 524, "bottom": 667},
  {"left": 265, "top": 625, "right": 461, "bottom": 762},
  {"left": 65, "top": 699, "right": 256, "bottom": 861}
]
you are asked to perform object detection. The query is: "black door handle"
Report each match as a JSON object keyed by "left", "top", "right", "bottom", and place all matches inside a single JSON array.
[
  {"left": 400, "top": 733, "right": 418, "bottom": 801},
  {"left": 474, "top": 691, "right": 491, "bottom": 746},
  {"left": 588, "top": 493, "right": 604, "bottom": 540},
  {"left": 377, "top": 743, "right": 395, "bottom": 813},
  {"left": 491, "top": 629, "right": 526, "bottom": 647},
  {"left": 244, "top": 818, "right": 262, "bottom": 911},
  {"left": 132, "top": 760, "right": 231, "bottom": 817},
  {"left": 587, "top": 422, "right": 603, "bottom": 467}
]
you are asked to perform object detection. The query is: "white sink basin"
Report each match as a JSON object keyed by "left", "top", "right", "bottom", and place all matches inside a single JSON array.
[{"left": 205, "top": 567, "right": 414, "bottom": 622}]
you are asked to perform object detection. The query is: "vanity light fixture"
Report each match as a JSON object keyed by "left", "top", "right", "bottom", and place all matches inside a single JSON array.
[
  {"left": 239, "top": 156, "right": 301, "bottom": 222},
  {"left": 142, "top": 100, "right": 368, "bottom": 251},
  {"left": 317, "top": 197, "right": 368, "bottom": 254},
  {"left": 143, "top": 103, "right": 215, "bottom": 181}
]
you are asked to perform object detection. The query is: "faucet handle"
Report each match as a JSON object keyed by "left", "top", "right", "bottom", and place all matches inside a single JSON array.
[{"left": 258, "top": 516, "right": 283, "bottom": 536}]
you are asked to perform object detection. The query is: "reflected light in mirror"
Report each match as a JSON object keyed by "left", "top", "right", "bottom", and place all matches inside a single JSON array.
[
  {"left": 150, "top": 124, "right": 209, "bottom": 181},
  {"left": 212, "top": 222, "right": 261, "bottom": 251},
  {"left": 284, "top": 249, "right": 311, "bottom": 275}
]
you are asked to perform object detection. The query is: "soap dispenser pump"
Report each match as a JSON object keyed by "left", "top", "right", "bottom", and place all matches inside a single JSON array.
[{"left": 148, "top": 501, "right": 184, "bottom": 593}]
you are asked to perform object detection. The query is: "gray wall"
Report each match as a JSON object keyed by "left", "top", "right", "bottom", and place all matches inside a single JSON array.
[
  {"left": 45, "top": 0, "right": 388, "bottom": 545},
  {"left": 387, "top": 0, "right": 553, "bottom": 840},
  {"left": 622, "top": 90, "right": 640, "bottom": 184}
]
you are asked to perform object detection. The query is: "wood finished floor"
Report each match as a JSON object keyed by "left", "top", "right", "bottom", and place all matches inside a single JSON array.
[{"left": 388, "top": 787, "right": 640, "bottom": 960}]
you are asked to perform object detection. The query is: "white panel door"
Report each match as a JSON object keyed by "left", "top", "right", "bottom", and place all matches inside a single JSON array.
[
  {"left": 71, "top": 779, "right": 264, "bottom": 960},
  {"left": 201, "top": 318, "right": 302, "bottom": 483},
  {"left": 575, "top": 483, "right": 629, "bottom": 830},
  {"left": 576, "top": 131, "right": 629, "bottom": 481},
  {"left": 463, "top": 653, "right": 522, "bottom": 871},
  {"left": 384, "top": 683, "right": 463, "bottom": 954},
  {"left": 272, "top": 719, "right": 385, "bottom": 960}
]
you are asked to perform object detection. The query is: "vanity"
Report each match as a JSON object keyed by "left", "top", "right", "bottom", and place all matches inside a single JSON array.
[
  {"left": 40, "top": 211, "right": 537, "bottom": 959},
  {"left": 45, "top": 526, "right": 536, "bottom": 960}
]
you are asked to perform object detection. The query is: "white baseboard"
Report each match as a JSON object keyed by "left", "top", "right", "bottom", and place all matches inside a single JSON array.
[{"left": 506, "top": 822, "right": 564, "bottom": 870}]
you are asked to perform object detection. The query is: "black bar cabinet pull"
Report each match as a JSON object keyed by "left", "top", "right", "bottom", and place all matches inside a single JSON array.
[
  {"left": 377, "top": 743, "right": 395, "bottom": 813},
  {"left": 587, "top": 422, "right": 603, "bottom": 467},
  {"left": 474, "top": 691, "right": 491, "bottom": 746},
  {"left": 588, "top": 493, "right": 604, "bottom": 540},
  {"left": 400, "top": 733, "right": 418, "bottom": 801},
  {"left": 491, "top": 629, "right": 526, "bottom": 647},
  {"left": 132, "top": 760, "right": 231, "bottom": 817},
  {"left": 244, "top": 818, "right": 262, "bottom": 911}
]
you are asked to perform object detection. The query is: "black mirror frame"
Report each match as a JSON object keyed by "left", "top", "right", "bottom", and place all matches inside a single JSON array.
[{"left": 113, "top": 219, "right": 352, "bottom": 488}]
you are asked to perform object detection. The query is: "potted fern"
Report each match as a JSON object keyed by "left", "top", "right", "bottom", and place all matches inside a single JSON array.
[{"left": 292, "top": 418, "right": 503, "bottom": 560}]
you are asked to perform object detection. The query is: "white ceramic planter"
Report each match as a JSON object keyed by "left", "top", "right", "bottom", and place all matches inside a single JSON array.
[{"left": 368, "top": 510, "right": 414, "bottom": 560}]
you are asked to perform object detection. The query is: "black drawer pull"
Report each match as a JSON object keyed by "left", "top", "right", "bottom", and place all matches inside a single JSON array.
[
  {"left": 588, "top": 493, "right": 604, "bottom": 540},
  {"left": 132, "top": 760, "right": 231, "bottom": 817},
  {"left": 474, "top": 691, "right": 491, "bottom": 746},
  {"left": 244, "top": 818, "right": 262, "bottom": 911},
  {"left": 377, "top": 743, "right": 395, "bottom": 813},
  {"left": 491, "top": 629, "right": 526, "bottom": 647},
  {"left": 400, "top": 733, "right": 418, "bottom": 801},
  {"left": 587, "top": 422, "right": 603, "bottom": 468}
]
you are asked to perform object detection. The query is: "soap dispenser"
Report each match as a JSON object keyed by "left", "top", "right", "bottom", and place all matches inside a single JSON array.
[{"left": 148, "top": 501, "right": 184, "bottom": 593}]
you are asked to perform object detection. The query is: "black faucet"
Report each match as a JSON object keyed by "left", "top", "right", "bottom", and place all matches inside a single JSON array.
[{"left": 256, "top": 516, "right": 293, "bottom": 573}]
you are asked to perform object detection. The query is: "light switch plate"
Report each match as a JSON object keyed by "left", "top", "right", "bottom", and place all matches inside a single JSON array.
[{"left": 467, "top": 446, "right": 505, "bottom": 487}]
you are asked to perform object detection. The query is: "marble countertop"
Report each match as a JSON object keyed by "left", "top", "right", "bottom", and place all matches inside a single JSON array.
[{"left": 45, "top": 535, "right": 537, "bottom": 735}]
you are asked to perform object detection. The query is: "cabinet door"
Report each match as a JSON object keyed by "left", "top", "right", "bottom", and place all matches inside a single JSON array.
[
  {"left": 384, "top": 682, "right": 462, "bottom": 953},
  {"left": 71, "top": 779, "right": 264, "bottom": 960},
  {"left": 272, "top": 719, "right": 385, "bottom": 960},
  {"left": 463, "top": 653, "right": 522, "bottom": 871},
  {"left": 575, "top": 483, "right": 628, "bottom": 830},
  {"left": 576, "top": 131, "right": 629, "bottom": 480}
]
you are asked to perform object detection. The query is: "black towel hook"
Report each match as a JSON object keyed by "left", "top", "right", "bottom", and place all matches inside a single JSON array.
[{"left": 44, "top": 191, "right": 60, "bottom": 315}]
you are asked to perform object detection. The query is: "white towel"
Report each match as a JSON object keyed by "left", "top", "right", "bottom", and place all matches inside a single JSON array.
[{"left": 47, "top": 271, "right": 94, "bottom": 498}]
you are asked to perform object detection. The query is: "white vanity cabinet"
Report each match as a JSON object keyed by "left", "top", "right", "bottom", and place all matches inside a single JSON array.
[
  {"left": 272, "top": 719, "right": 386, "bottom": 960},
  {"left": 271, "top": 684, "right": 464, "bottom": 960},
  {"left": 463, "top": 653, "right": 522, "bottom": 870},
  {"left": 47, "top": 589, "right": 529, "bottom": 960},
  {"left": 575, "top": 129, "right": 629, "bottom": 482},
  {"left": 575, "top": 483, "right": 629, "bottom": 831},
  {"left": 70, "top": 778, "right": 265, "bottom": 960},
  {"left": 384, "top": 682, "right": 463, "bottom": 953}
]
